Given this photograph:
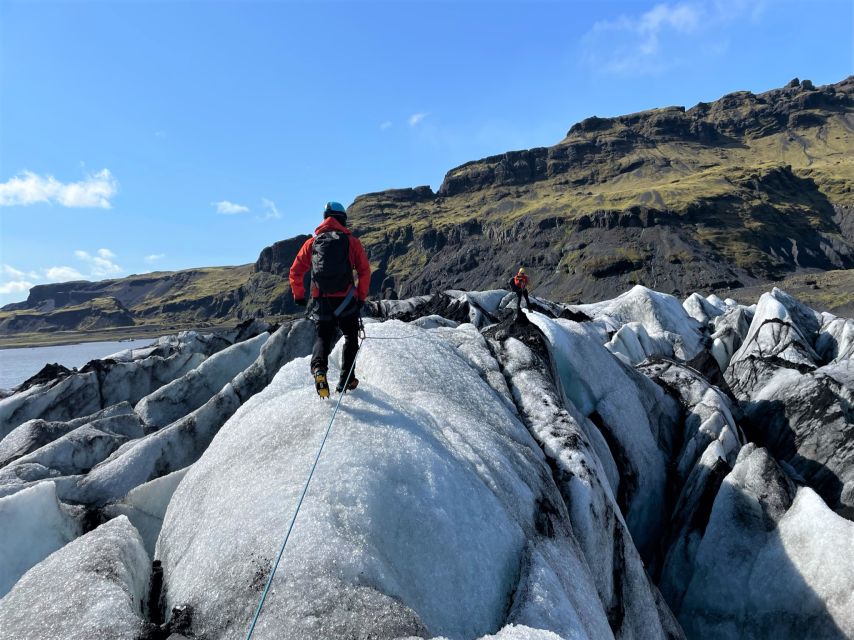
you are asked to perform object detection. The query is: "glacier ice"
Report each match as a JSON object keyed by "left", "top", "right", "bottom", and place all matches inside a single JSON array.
[
  {"left": 0, "top": 402, "right": 134, "bottom": 468},
  {"left": 491, "top": 334, "right": 682, "bottom": 640},
  {"left": 677, "top": 445, "right": 854, "bottom": 639},
  {"left": 682, "top": 292, "right": 725, "bottom": 325},
  {"left": 135, "top": 331, "right": 269, "bottom": 429},
  {"left": 0, "top": 348, "right": 205, "bottom": 436},
  {"left": 103, "top": 467, "right": 188, "bottom": 556},
  {"left": 0, "top": 285, "right": 850, "bottom": 640},
  {"left": 0, "top": 481, "right": 81, "bottom": 597},
  {"left": 0, "top": 516, "right": 151, "bottom": 639},
  {"left": 572, "top": 285, "right": 705, "bottom": 360},
  {"left": 157, "top": 320, "right": 614, "bottom": 640},
  {"left": 0, "top": 412, "right": 144, "bottom": 498},
  {"left": 0, "top": 372, "right": 102, "bottom": 439},
  {"left": 527, "top": 312, "right": 679, "bottom": 560},
  {"left": 709, "top": 305, "right": 752, "bottom": 372},
  {"left": 71, "top": 321, "right": 313, "bottom": 506}
]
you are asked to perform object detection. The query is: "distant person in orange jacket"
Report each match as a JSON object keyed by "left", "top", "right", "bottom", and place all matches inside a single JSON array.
[
  {"left": 289, "top": 202, "right": 371, "bottom": 398},
  {"left": 510, "top": 267, "right": 531, "bottom": 319}
]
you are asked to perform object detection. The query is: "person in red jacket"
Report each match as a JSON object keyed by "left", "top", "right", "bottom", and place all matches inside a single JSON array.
[
  {"left": 510, "top": 267, "right": 531, "bottom": 320},
  {"left": 289, "top": 202, "right": 372, "bottom": 397}
]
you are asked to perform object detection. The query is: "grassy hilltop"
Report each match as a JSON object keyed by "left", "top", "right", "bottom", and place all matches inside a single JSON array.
[{"left": 3, "top": 76, "right": 852, "bottom": 346}]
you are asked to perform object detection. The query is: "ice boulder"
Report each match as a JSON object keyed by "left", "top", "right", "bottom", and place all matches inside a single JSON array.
[
  {"left": 0, "top": 516, "right": 151, "bottom": 640},
  {"left": 0, "top": 481, "right": 82, "bottom": 597},
  {"left": 573, "top": 285, "right": 705, "bottom": 360},
  {"left": 156, "top": 320, "right": 614, "bottom": 640},
  {"left": 817, "top": 315, "right": 854, "bottom": 363},
  {"left": 527, "top": 313, "right": 680, "bottom": 560},
  {"left": 709, "top": 306, "right": 752, "bottom": 372},
  {"left": 604, "top": 321, "right": 677, "bottom": 365},
  {"left": 639, "top": 360, "right": 741, "bottom": 481},
  {"left": 104, "top": 467, "right": 188, "bottom": 556},
  {"left": 0, "top": 402, "right": 134, "bottom": 469},
  {"left": 452, "top": 289, "right": 509, "bottom": 326},
  {"left": 0, "top": 412, "right": 144, "bottom": 498},
  {"left": 683, "top": 292, "right": 725, "bottom": 325},
  {"left": 135, "top": 331, "right": 270, "bottom": 429},
  {"left": 676, "top": 445, "right": 854, "bottom": 638},
  {"left": 740, "top": 361, "right": 854, "bottom": 517},
  {"left": 726, "top": 289, "right": 823, "bottom": 399}
]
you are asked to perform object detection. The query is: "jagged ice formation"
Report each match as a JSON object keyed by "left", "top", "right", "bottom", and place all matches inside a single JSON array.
[{"left": 0, "top": 286, "right": 852, "bottom": 640}]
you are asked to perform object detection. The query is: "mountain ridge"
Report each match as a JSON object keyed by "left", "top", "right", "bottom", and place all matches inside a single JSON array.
[{"left": 2, "top": 75, "right": 852, "bottom": 339}]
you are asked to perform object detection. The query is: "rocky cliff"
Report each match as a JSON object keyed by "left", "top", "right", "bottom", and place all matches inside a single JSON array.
[
  {"left": 342, "top": 76, "right": 854, "bottom": 302},
  {"left": 3, "top": 76, "right": 852, "bottom": 338}
]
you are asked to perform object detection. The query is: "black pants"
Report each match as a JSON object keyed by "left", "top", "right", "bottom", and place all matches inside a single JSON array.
[
  {"left": 515, "top": 289, "right": 530, "bottom": 310},
  {"left": 310, "top": 298, "right": 360, "bottom": 380}
]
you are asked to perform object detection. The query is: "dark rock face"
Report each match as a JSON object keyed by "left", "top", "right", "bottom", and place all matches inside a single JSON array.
[
  {"left": 360, "top": 207, "right": 752, "bottom": 303},
  {"left": 254, "top": 234, "right": 311, "bottom": 276},
  {"left": 341, "top": 76, "right": 854, "bottom": 306},
  {"left": 3, "top": 77, "right": 854, "bottom": 339}
]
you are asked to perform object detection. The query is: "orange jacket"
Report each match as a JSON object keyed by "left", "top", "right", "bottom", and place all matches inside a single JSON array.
[
  {"left": 289, "top": 217, "right": 372, "bottom": 301},
  {"left": 513, "top": 273, "right": 529, "bottom": 290}
]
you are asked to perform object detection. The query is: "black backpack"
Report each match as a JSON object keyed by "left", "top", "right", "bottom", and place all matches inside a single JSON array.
[{"left": 311, "top": 231, "right": 353, "bottom": 294}]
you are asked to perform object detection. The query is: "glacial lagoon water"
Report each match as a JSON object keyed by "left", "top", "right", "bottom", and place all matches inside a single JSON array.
[{"left": 0, "top": 338, "right": 155, "bottom": 390}]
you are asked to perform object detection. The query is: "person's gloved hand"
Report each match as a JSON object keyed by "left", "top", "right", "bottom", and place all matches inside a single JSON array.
[{"left": 295, "top": 298, "right": 307, "bottom": 307}]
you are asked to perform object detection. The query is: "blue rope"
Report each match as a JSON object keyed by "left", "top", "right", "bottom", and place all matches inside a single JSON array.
[
  {"left": 243, "top": 342, "right": 361, "bottom": 640},
  {"left": 242, "top": 327, "right": 431, "bottom": 638}
]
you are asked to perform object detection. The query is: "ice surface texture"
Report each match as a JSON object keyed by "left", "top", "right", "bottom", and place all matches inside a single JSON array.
[
  {"left": 157, "top": 321, "right": 614, "bottom": 640},
  {"left": 135, "top": 332, "right": 269, "bottom": 429},
  {"left": 727, "top": 288, "right": 854, "bottom": 516},
  {"left": 678, "top": 445, "right": 854, "bottom": 639},
  {"left": 0, "top": 286, "right": 851, "bottom": 640},
  {"left": 0, "top": 481, "right": 81, "bottom": 597},
  {"left": 0, "top": 515, "right": 151, "bottom": 640}
]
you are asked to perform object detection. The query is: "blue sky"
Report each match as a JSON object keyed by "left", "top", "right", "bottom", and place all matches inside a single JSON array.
[{"left": 0, "top": 0, "right": 852, "bottom": 304}]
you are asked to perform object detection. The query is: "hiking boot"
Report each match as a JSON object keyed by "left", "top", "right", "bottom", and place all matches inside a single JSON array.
[
  {"left": 313, "top": 370, "right": 330, "bottom": 399},
  {"left": 336, "top": 376, "right": 359, "bottom": 393}
]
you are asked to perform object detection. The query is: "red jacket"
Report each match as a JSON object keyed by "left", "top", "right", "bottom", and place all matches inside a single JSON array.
[
  {"left": 513, "top": 273, "right": 529, "bottom": 290},
  {"left": 289, "top": 217, "right": 372, "bottom": 301}
]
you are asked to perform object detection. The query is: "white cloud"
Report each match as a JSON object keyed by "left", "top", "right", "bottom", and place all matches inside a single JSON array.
[
  {"left": 144, "top": 254, "right": 165, "bottom": 263},
  {"left": 380, "top": 121, "right": 393, "bottom": 130},
  {"left": 2, "top": 264, "right": 39, "bottom": 280},
  {"left": 260, "top": 198, "right": 282, "bottom": 220},
  {"left": 581, "top": 1, "right": 751, "bottom": 75},
  {"left": 0, "top": 256, "right": 129, "bottom": 301},
  {"left": 408, "top": 112, "right": 428, "bottom": 127},
  {"left": 45, "top": 266, "right": 85, "bottom": 281},
  {"left": 0, "top": 169, "right": 118, "bottom": 208},
  {"left": 0, "top": 263, "right": 85, "bottom": 300},
  {"left": 0, "top": 280, "right": 33, "bottom": 295},
  {"left": 213, "top": 200, "right": 250, "bottom": 215},
  {"left": 74, "top": 249, "right": 123, "bottom": 277}
]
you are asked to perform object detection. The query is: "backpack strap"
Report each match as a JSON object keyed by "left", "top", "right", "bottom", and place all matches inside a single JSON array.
[{"left": 332, "top": 286, "right": 356, "bottom": 317}]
